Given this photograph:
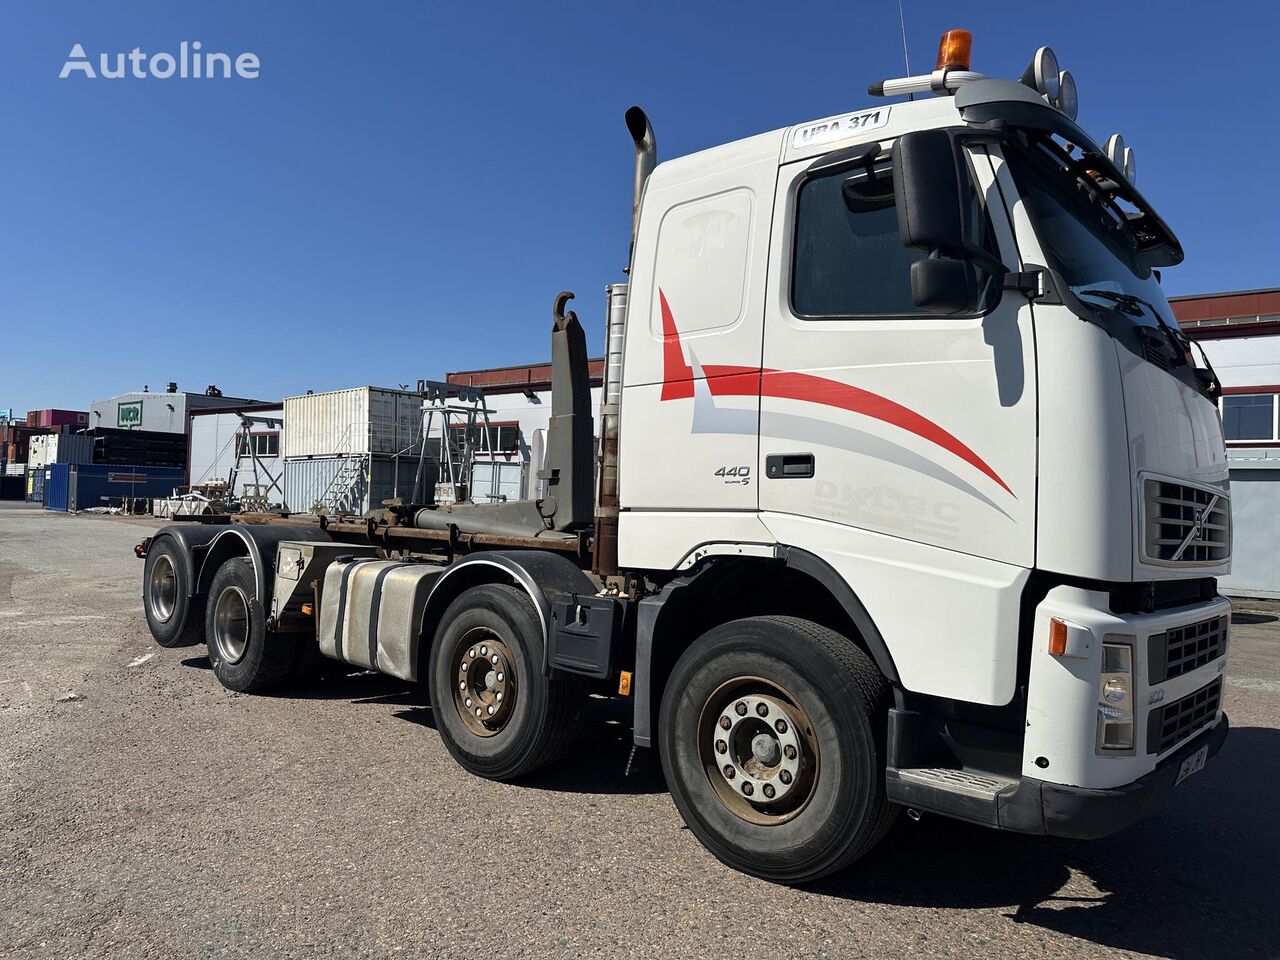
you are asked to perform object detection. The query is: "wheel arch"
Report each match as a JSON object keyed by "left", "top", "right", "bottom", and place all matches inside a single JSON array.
[
  {"left": 194, "top": 524, "right": 332, "bottom": 603},
  {"left": 418, "top": 550, "right": 596, "bottom": 679},
  {"left": 633, "top": 547, "right": 900, "bottom": 748}
]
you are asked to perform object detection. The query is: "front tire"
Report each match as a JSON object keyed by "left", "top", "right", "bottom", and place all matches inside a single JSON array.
[
  {"left": 659, "top": 616, "right": 896, "bottom": 883},
  {"left": 143, "top": 538, "right": 205, "bottom": 647},
  {"left": 429, "top": 584, "right": 584, "bottom": 780},
  {"left": 206, "top": 558, "right": 295, "bottom": 693}
]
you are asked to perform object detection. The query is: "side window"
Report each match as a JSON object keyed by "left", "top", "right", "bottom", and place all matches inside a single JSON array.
[
  {"left": 791, "top": 159, "right": 999, "bottom": 318},
  {"left": 1222, "top": 394, "right": 1277, "bottom": 442},
  {"left": 650, "top": 188, "right": 754, "bottom": 336}
]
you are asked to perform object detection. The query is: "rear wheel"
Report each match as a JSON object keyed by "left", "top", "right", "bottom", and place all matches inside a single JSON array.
[
  {"left": 659, "top": 616, "right": 896, "bottom": 883},
  {"left": 429, "top": 584, "right": 584, "bottom": 780},
  {"left": 143, "top": 538, "right": 205, "bottom": 647},
  {"left": 206, "top": 558, "right": 295, "bottom": 693}
]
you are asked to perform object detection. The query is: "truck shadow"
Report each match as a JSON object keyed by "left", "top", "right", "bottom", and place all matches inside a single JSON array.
[{"left": 811, "top": 725, "right": 1280, "bottom": 959}]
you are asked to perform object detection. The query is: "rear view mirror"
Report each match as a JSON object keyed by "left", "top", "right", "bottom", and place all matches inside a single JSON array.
[
  {"left": 893, "top": 129, "right": 967, "bottom": 255},
  {"left": 911, "top": 259, "right": 978, "bottom": 316}
]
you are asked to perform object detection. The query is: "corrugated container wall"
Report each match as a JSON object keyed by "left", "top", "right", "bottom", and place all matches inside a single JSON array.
[
  {"left": 66, "top": 464, "right": 185, "bottom": 511},
  {"left": 283, "top": 456, "right": 425, "bottom": 515},
  {"left": 44, "top": 464, "right": 71, "bottom": 510},
  {"left": 284, "top": 388, "right": 424, "bottom": 459},
  {"left": 188, "top": 407, "right": 285, "bottom": 504},
  {"left": 27, "top": 409, "right": 89, "bottom": 429}
]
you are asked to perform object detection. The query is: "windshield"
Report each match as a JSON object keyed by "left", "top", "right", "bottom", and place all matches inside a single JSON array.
[{"left": 1003, "top": 138, "right": 1179, "bottom": 332}]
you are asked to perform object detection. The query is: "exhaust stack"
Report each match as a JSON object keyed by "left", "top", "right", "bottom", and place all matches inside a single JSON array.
[{"left": 624, "top": 106, "right": 656, "bottom": 255}]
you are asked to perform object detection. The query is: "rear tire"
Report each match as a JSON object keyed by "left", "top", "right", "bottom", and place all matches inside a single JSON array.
[
  {"left": 206, "top": 558, "right": 295, "bottom": 693},
  {"left": 659, "top": 616, "right": 897, "bottom": 884},
  {"left": 143, "top": 538, "right": 205, "bottom": 648},
  {"left": 429, "top": 584, "right": 585, "bottom": 780}
]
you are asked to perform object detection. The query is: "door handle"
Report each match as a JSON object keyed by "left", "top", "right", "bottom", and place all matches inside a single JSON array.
[{"left": 765, "top": 453, "right": 815, "bottom": 479}]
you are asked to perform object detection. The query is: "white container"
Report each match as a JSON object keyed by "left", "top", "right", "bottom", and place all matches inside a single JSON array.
[
  {"left": 28, "top": 433, "right": 94, "bottom": 468},
  {"left": 283, "top": 387, "right": 424, "bottom": 459},
  {"left": 283, "top": 455, "right": 426, "bottom": 515},
  {"left": 4, "top": 462, "right": 25, "bottom": 476}
]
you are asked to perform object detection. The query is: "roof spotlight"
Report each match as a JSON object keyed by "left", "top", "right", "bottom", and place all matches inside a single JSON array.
[
  {"left": 1105, "top": 133, "right": 1126, "bottom": 169},
  {"left": 1022, "top": 46, "right": 1061, "bottom": 100},
  {"left": 1122, "top": 147, "right": 1137, "bottom": 184},
  {"left": 1055, "top": 70, "right": 1078, "bottom": 121}
]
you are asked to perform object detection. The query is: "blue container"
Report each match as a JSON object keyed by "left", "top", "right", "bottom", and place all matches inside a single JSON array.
[
  {"left": 25, "top": 466, "right": 45, "bottom": 502},
  {"left": 44, "top": 464, "right": 71, "bottom": 511},
  {"left": 66, "top": 464, "right": 185, "bottom": 512}
]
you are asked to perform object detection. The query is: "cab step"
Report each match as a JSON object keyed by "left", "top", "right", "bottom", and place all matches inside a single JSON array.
[{"left": 887, "top": 766, "right": 1020, "bottom": 827}]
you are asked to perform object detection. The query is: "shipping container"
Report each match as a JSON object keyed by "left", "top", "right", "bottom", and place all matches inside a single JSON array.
[
  {"left": 4, "top": 461, "right": 25, "bottom": 476},
  {"left": 25, "top": 465, "right": 45, "bottom": 502},
  {"left": 28, "top": 432, "right": 94, "bottom": 468},
  {"left": 44, "top": 464, "right": 71, "bottom": 511},
  {"left": 86, "top": 427, "right": 188, "bottom": 468},
  {"left": 283, "top": 455, "right": 427, "bottom": 515},
  {"left": 0, "top": 475, "right": 23, "bottom": 500},
  {"left": 26, "top": 409, "right": 89, "bottom": 429},
  {"left": 283, "top": 387, "right": 424, "bottom": 459},
  {"left": 43, "top": 464, "right": 186, "bottom": 512}
]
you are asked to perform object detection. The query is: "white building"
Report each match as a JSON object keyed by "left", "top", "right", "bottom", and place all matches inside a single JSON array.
[
  {"left": 1175, "top": 288, "right": 1280, "bottom": 597},
  {"left": 187, "top": 404, "right": 285, "bottom": 508},
  {"left": 445, "top": 359, "right": 605, "bottom": 502}
]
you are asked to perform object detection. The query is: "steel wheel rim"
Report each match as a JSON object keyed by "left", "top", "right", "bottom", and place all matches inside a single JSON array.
[
  {"left": 212, "top": 585, "right": 250, "bottom": 665},
  {"left": 149, "top": 554, "right": 177, "bottom": 623},
  {"left": 697, "top": 676, "right": 820, "bottom": 826},
  {"left": 451, "top": 626, "right": 516, "bottom": 738}
]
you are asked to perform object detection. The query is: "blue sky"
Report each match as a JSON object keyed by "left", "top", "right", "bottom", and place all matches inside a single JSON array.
[{"left": 2, "top": 1, "right": 1277, "bottom": 413}]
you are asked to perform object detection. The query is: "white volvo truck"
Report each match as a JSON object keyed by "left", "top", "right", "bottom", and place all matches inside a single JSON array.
[{"left": 138, "top": 32, "right": 1231, "bottom": 883}]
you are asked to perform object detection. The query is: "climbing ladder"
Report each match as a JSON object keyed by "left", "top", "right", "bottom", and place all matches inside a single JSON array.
[{"left": 310, "top": 424, "right": 369, "bottom": 515}]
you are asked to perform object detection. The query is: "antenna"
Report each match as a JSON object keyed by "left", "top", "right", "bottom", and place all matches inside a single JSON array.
[{"left": 896, "top": 0, "right": 914, "bottom": 101}]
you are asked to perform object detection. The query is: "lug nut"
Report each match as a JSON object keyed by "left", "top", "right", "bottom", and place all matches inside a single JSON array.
[
  {"left": 735, "top": 702, "right": 747, "bottom": 716},
  {"left": 475, "top": 708, "right": 483, "bottom": 717},
  {"left": 497, "top": 672, "right": 505, "bottom": 682},
  {"left": 763, "top": 783, "right": 776, "bottom": 799},
  {"left": 741, "top": 783, "right": 754, "bottom": 797},
  {"left": 775, "top": 719, "right": 788, "bottom": 734},
  {"left": 780, "top": 769, "right": 793, "bottom": 785},
  {"left": 480, "top": 645, "right": 488, "bottom": 656},
  {"left": 715, "top": 739, "right": 727, "bottom": 755},
  {"left": 496, "top": 692, "right": 503, "bottom": 701},
  {"left": 719, "top": 716, "right": 731, "bottom": 730},
  {"left": 783, "top": 744, "right": 797, "bottom": 760},
  {"left": 487, "top": 705, "right": 495, "bottom": 716},
  {"left": 465, "top": 698, "right": 472, "bottom": 708},
  {"left": 468, "top": 648, "right": 476, "bottom": 659},
  {"left": 459, "top": 681, "right": 466, "bottom": 691},
  {"left": 723, "top": 765, "right": 736, "bottom": 780},
  {"left": 461, "top": 662, "right": 468, "bottom": 672},
  {"left": 755, "top": 702, "right": 769, "bottom": 717}
]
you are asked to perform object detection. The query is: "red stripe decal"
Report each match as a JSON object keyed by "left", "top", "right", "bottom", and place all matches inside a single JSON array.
[{"left": 658, "top": 290, "right": 1013, "bottom": 496}]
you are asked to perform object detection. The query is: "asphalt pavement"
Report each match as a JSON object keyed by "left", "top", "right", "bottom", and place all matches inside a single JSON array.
[{"left": 1, "top": 503, "right": 1276, "bottom": 959}]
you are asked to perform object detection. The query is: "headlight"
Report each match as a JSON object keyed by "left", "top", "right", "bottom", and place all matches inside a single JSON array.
[{"left": 1098, "top": 641, "right": 1134, "bottom": 751}]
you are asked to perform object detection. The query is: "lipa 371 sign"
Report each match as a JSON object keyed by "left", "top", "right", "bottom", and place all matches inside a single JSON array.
[{"left": 117, "top": 401, "right": 142, "bottom": 428}]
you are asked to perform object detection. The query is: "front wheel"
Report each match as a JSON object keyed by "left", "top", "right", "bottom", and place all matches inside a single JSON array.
[{"left": 659, "top": 616, "right": 896, "bottom": 883}]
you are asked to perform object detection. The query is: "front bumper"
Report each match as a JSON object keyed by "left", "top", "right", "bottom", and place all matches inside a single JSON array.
[{"left": 998, "top": 713, "right": 1230, "bottom": 839}]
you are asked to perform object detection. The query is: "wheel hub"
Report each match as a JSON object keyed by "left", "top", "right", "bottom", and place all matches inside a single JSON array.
[
  {"left": 212, "top": 585, "right": 249, "bottom": 665},
  {"left": 712, "top": 694, "right": 804, "bottom": 807},
  {"left": 149, "top": 554, "right": 176, "bottom": 623},
  {"left": 452, "top": 629, "right": 516, "bottom": 737}
]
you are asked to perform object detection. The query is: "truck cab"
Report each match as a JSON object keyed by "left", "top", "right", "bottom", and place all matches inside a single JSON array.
[{"left": 140, "top": 32, "right": 1230, "bottom": 885}]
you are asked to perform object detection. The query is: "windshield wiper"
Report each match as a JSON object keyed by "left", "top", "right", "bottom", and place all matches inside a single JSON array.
[{"left": 1076, "top": 288, "right": 1192, "bottom": 364}]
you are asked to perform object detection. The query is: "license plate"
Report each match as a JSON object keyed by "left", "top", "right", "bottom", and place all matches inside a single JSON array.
[{"left": 1175, "top": 745, "right": 1209, "bottom": 785}]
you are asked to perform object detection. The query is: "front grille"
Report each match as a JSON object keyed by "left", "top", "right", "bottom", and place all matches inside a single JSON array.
[
  {"left": 1146, "top": 677, "right": 1222, "bottom": 754},
  {"left": 1142, "top": 478, "right": 1230, "bottom": 565},
  {"left": 1148, "top": 615, "right": 1229, "bottom": 685}
]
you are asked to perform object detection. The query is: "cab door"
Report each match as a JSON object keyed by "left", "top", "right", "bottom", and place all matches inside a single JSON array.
[{"left": 758, "top": 144, "right": 1035, "bottom": 567}]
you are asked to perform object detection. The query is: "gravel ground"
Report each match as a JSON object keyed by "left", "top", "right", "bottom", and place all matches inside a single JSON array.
[{"left": 1, "top": 504, "right": 1276, "bottom": 959}]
